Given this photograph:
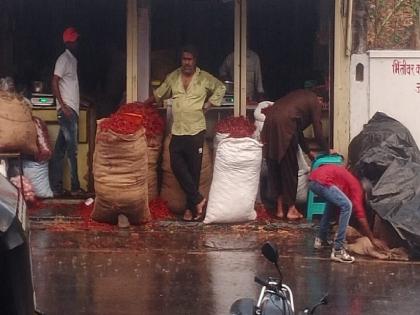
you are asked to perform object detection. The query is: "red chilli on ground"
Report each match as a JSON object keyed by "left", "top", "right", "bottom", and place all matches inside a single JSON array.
[
  {"left": 215, "top": 116, "right": 256, "bottom": 138},
  {"left": 255, "top": 203, "right": 272, "bottom": 221},
  {"left": 149, "top": 198, "right": 173, "bottom": 220}
]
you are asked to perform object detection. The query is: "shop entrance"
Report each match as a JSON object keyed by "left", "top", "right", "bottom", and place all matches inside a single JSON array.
[{"left": 150, "top": 0, "right": 335, "bottom": 146}]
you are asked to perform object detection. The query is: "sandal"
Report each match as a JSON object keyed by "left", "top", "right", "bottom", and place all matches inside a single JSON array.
[
  {"left": 193, "top": 198, "right": 207, "bottom": 221},
  {"left": 193, "top": 212, "right": 205, "bottom": 222},
  {"left": 182, "top": 209, "right": 193, "bottom": 222}
]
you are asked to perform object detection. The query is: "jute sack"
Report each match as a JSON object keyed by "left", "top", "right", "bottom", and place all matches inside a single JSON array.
[
  {"left": 345, "top": 226, "right": 409, "bottom": 261},
  {"left": 160, "top": 134, "right": 213, "bottom": 214},
  {"left": 147, "top": 135, "right": 163, "bottom": 201},
  {"left": 0, "top": 91, "right": 38, "bottom": 155},
  {"left": 92, "top": 122, "right": 150, "bottom": 224}
]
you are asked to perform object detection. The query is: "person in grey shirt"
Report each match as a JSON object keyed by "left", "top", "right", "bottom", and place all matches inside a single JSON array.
[{"left": 219, "top": 49, "right": 265, "bottom": 101}]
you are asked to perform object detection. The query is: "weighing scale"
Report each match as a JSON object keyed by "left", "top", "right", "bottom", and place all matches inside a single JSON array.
[{"left": 30, "top": 93, "right": 55, "bottom": 107}]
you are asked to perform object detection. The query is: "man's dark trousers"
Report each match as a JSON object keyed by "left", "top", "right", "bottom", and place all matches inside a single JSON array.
[{"left": 169, "top": 131, "right": 205, "bottom": 214}]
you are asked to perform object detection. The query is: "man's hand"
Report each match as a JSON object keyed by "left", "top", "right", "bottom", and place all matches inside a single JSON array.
[
  {"left": 202, "top": 101, "right": 211, "bottom": 113},
  {"left": 308, "top": 150, "right": 317, "bottom": 161},
  {"left": 61, "top": 104, "right": 72, "bottom": 118},
  {"left": 143, "top": 95, "right": 156, "bottom": 106},
  {"left": 372, "top": 238, "right": 389, "bottom": 251},
  {"left": 329, "top": 148, "right": 337, "bottom": 154}
]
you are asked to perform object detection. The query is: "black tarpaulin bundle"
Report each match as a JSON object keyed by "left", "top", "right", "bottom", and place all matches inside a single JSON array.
[{"left": 348, "top": 112, "right": 420, "bottom": 255}]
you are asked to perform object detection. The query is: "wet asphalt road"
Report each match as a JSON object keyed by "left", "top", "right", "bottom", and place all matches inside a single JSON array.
[{"left": 29, "top": 220, "right": 420, "bottom": 315}]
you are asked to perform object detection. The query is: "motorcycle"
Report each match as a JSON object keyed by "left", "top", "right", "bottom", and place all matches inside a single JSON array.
[{"left": 229, "top": 241, "right": 328, "bottom": 315}]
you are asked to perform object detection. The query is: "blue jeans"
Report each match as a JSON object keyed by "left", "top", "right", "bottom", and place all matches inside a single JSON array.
[
  {"left": 50, "top": 109, "right": 80, "bottom": 192},
  {"left": 308, "top": 181, "right": 352, "bottom": 250}
]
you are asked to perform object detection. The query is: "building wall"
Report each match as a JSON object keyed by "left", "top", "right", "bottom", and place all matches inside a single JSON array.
[
  {"left": 333, "top": 0, "right": 351, "bottom": 157},
  {"left": 344, "top": 0, "right": 420, "bottom": 157}
]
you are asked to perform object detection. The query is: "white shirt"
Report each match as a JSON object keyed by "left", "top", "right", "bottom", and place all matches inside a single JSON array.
[
  {"left": 219, "top": 49, "right": 264, "bottom": 100},
  {"left": 54, "top": 49, "right": 80, "bottom": 114}
]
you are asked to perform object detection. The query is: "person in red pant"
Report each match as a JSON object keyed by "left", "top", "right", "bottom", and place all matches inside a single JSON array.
[{"left": 309, "top": 164, "right": 386, "bottom": 263}]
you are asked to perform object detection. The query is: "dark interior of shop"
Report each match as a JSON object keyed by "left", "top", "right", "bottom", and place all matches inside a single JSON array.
[
  {"left": 0, "top": 0, "right": 126, "bottom": 117},
  {"left": 1, "top": 0, "right": 332, "bottom": 116},
  {"left": 151, "top": 0, "right": 332, "bottom": 100}
]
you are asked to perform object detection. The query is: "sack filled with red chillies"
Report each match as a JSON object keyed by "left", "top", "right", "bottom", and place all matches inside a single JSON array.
[
  {"left": 118, "top": 102, "right": 165, "bottom": 200},
  {"left": 92, "top": 120, "right": 150, "bottom": 225},
  {"left": 215, "top": 116, "right": 256, "bottom": 138},
  {"left": 99, "top": 112, "right": 143, "bottom": 135},
  {"left": 117, "top": 102, "right": 165, "bottom": 140}
]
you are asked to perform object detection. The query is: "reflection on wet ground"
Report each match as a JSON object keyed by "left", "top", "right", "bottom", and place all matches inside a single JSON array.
[{"left": 30, "top": 208, "right": 420, "bottom": 315}]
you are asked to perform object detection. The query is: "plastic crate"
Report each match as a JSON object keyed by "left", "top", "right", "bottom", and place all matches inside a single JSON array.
[{"left": 311, "top": 153, "right": 344, "bottom": 170}]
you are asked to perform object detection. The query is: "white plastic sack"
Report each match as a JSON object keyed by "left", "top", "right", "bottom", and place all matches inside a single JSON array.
[
  {"left": 253, "top": 101, "right": 273, "bottom": 141},
  {"left": 23, "top": 160, "right": 53, "bottom": 198},
  {"left": 204, "top": 137, "right": 262, "bottom": 224},
  {"left": 212, "top": 132, "right": 229, "bottom": 161},
  {"left": 296, "top": 146, "right": 310, "bottom": 204},
  {"left": 0, "top": 159, "right": 7, "bottom": 177}
]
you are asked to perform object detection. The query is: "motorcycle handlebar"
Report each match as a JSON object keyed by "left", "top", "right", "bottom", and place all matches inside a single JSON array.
[{"left": 254, "top": 276, "right": 268, "bottom": 287}]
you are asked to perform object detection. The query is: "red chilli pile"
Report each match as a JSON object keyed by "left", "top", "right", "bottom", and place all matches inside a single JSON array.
[
  {"left": 99, "top": 112, "right": 143, "bottom": 135},
  {"left": 215, "top": 116, "right": 256, "bottom": 138},
  {"left": 118, "top": 102, "right": 165, "bottom": 139},
  {"left": 99, "top": 102, "right": 165, "bottom": 138}
]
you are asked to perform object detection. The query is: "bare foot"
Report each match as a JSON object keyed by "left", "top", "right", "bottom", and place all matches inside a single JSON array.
[
  {"left": 183, "top": 209, "right": 193, "bottom": 221},
  {"left": 275, "top": 209, "right": 285, "bottom": 219},
  {"left": 286, "top": 206, "right": 304, "bottom": 220},
  {"left": 194, "top": 198, "right": 207, "bottom": 221},
  {"left": 275, "top": 196, "right": 285, "bottom": 219}
]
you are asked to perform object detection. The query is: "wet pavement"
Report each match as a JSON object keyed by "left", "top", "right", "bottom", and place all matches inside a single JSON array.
[{"left": 30, "top": 202, "right": 420, "bottom": 315}]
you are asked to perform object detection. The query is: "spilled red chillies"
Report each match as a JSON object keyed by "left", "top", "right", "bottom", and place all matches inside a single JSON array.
[{"left": 149, "top": 198, "right": 173, "bottom": 220}]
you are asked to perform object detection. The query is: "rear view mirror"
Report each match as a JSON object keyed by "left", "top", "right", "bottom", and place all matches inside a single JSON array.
[{"left": 261, "top": 242, "right": 279, "bottom": 264}]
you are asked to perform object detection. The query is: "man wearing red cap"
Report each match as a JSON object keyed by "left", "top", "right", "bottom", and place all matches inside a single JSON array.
[{"left": 50, "top": 27, "right": 84, "bottom": 197}]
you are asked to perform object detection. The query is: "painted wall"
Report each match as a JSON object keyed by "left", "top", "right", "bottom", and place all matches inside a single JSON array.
[
  {"left": 349, "top": 54, "right": 369, "bottom": 139},
  {"left": 348, "top": 0, "right": 420, "bottom": 149},
  {"left": 350, "top": 50, "right": 420, "bottom": 146}
]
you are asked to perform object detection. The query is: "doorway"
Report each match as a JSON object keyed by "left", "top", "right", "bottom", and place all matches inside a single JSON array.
[{"left": 149, "top": 0, "right": 335, "bottom": 145}]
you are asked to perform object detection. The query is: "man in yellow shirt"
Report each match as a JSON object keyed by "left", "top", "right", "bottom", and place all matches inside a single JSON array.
[{"left": 144, "top": 45, "right": 226, "bottom": 221}]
